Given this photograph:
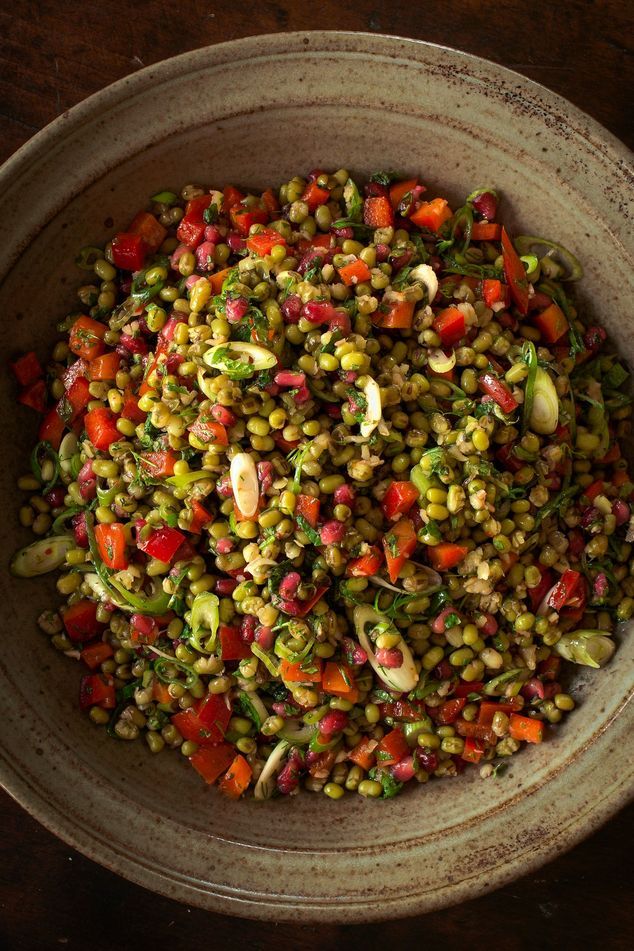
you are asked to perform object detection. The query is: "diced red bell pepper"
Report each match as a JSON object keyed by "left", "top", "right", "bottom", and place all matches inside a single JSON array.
[
  {"left": 188, "top": 416, "right": 229, "bottom": 446},
  {"left": 373, "top": 292, "right": 415, "bottom": 330},
  {"left": 88, "top": 352, "right": 121, "bottom": 381},
  {"left": 348, "top": 736, "right": 379, "bottom": 771},
  {"left": 218, "top": 754, "right": 252, "bottom": 799},
  {"left": 547, "top": 569, "right": 582, "bottom": 612},
  {"left": 501, "top": 227, "right": 529, "bottom": 316},
  {"left": 176, "top": 214, "right": 206, "bottom": 249},
  {"left": 382, "top": 481, "right": 420, "bottom": 520},
  {"left": 189, "top": 744, "right": 235, "bottom": 784},
  {"left": 496, "top": 442, "right": 523, "bottom": 474},
  {"left": 295, "top": 494, "right": 320, "bottom": 528},
  {"left": 69, "top": 315, "right": 107, "bottom": 361},
  {"left": 433, "top": 698, "right": 467, "bottom": 725},
  {"left": 95, "top": 522, "right": 129, "bottom": 570},
  {"left": 375, "top": 729, "right": 409, "bottom": 766},
  {"left": 478, "top": 700, "right": 522, "bottom": 727},
  {"left": 453, "top": 682, "right": 484, "bottom": 698},
  {"left": 111, "top": 232, "right": 147, "bottom": 271},
  {"left": 482, "top": 278, "right": 509, "bottom": 308},
  {"left": 120, "top": 394, "right": 146, "bottom": 424},
  {"left": 84, "top": 407, "right": 120, "bottom": 450},
  {"left": 261, "top": 188, "right": 279, "bottom": 213},
  {"left": 509, "top": 713, "right": 545, "bottom": 744},
  {"left": 229, "top": 205, "right": 269, "bottom": 237},
  {"left": 139, "top": 450, "right": 178, "bottom": 478},
  {"left": 363, "top": 195, "right": 394, "bottom": 228},
  {"left": 79, "top": 674, "right": 115, "bottom": 711},
  {"left": 427, "top": 542, "right": 468, "bottom": 571},
  {"left": 301, "top": 181, "right": 330, "bottom": 211},
  {"left": 337, "top": 257, "right": 372, "bottom": 286},
  {"left": 479, "top": 373, "right": 519, "bottom": 414},
  {"left": 219, "top": 623, "right": 252, "bottom": 661},
  {"left": 63, "top": 599, "right": 103, "bottom": 643},
  {"left": 410, "top": 197, "right": 453, "bottom": 232},
  {"left": 470, "top": 222, "right": 502, "bottom": 241},
  {"left": 322, "top": 662, "right": 359, "bottom": 702},
  {"left": 382, "top": 517, "right": 417, "bottom": 583},
  {"left": 128, "top": 210, "right": 167, "bottom": 253},
  {"left": 38, "top": 406, "right": 66, "bottom": 449},
  {"left": 172, "top": 700, "right": 230, "bottom": 747},
  {"left": 378, "top": 700, "right": 427, "bottom": 722},
  {"left": 80, "top": 642, "right": 114, "bottom": 670},
  {"left": 222, "top": 185, "right": 245, "bottom": 211},
  {"left": 197, "top": 692, "right": 233, "bottom": 739},
  {"left": 279, "top": 657, "right": 323, "bottom": 684},
  {"left": 246, "top": 227, "right": 287, "bottom": 256},
  {"left": 187, "top": 499, "right": 212, "bottom": 535},
  {"left": 60, "top": 375, "right": 91, "bottom": 422},
  {"left": 527, "top": 569, "right": 554, "bottom": 612},
  {"left": 19, "top": 379, "right": 47, "bottom": 413},
  {"left": 389, "top": 178, "right": 420, "bottom": 212},
  {"left": 461, "top": 736, "right": 487, "bottom": 763},
  {"left": 585, "top": 479, "right": 605, "bottom": 502},
  {"left": 534, "top": 302, "right": 569, "bottom": 343},
  {"left": 11, "top": 351, "right": 43, "bottom": 386},
  {"left": 346, "top": 545, "right": 383, "bottom": 577},
  {"left": 433, "top": 307, "right": 466, "bottom": 347},
  {"left": 138, "top": 525, "right": 186, "bottom": 564}
]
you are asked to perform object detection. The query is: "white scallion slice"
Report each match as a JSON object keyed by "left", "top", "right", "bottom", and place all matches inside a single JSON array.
[
  {"left": 408, "top": 263, "right": 439, "bottom": 303},
  {"left": 230, "top": 452, "right": 259, "bottom": 517},
  {"left": 10, "top": 535, "right": 75, "bottom": 577},
  {"left": 254, "top": 739, "right": 290, "bottom": 801},
  {"left": 360, "top": 377, "right": 382, "bottom": 438},
  {"left": 428, "top": 348, "right": 456, "bottom": 374},
  {"left": 203, "top": 341, "right": 277, "bottom": 377},
  {"left": 530, "top": 368, "right": 559, "bottom": 434},
  {"left": 353, "top": 605, "right": 418, "bottom": 693},
  {"left": 555, "top": 630, "right": 615, "bottom": 669}
]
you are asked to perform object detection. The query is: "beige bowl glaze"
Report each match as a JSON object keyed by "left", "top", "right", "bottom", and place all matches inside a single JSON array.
[{"left": 0, "top": 32, "right": 632, "bottom": 922}]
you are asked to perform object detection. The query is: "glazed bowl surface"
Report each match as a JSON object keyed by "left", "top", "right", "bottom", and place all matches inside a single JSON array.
[{"left": 0, "top": 31, "right": 632, "bottom": 921}]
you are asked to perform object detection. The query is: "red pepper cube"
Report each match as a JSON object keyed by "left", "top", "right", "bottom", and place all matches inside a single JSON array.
[{"left": 111, "top": 232, "right": 147, "bottom": 271}]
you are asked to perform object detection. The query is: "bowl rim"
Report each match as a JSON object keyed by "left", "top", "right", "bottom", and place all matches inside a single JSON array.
[{"left": 0, "top": 29, "right": 632, "bottom": 922}]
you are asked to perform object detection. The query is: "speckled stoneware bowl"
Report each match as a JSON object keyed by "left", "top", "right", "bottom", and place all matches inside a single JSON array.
[{"left": 0, "top": 32, "right": 632, "bottom": 922}]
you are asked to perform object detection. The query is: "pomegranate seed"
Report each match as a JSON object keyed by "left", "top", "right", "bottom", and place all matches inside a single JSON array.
[
  {"left": 333, "top": 483, "right": 355, "bottom": 506},
  {"left": 195, "top": 241, "right": 216, "bottom": 272},
  {"left": 119, "top": 333, "right": 148, "bottom": 355},
  {"left": 216, "top": 537, "right": 234, "bottom": 554},
  {"left": 471, "top": 191, "right": 498, "bottom": 220},
  {"left": 257, "top": 460, "right": 274, "bottom": 493},
  {"left": 375, "top": 243, "right": 391, "bottom": 262},
  {"left": 215, "top": 578, "right": 237, "bottom": 596},
  {"left": 216, "top": 474, "right": 233, "bottom": 498},
  {"left": 319, "top": 709, "right": 348, "bottom": 735},
  {"left": 293, "top": 384, "right": 311, "bottom": 404},
  {"left": 613, "top": 499, "right": 630, "bottom": 526},
  {"left": 301, "top": 300, "right": 337, "bottom": 324},
  {"left": 77, "top": 462, "right": 96, "bottom": 501},
  {"left": 211, "top": 404, "right": 237, "bottom": 426},
  {"left": 281, "top": 294, "right": 302, "bottom": 324},
  {"left": 240, "top": 614, "right": 257, "bottom": 644},
  {"left": 274, "top": 370, "right": 306, "bottom": 388},
  {"left": 391, "top": 755, "right": 416, "bottom": 783},
  {"left": 521, "top": 678, "right": 545, "bottom": 701},
  {"left": 417, "top": 749, "right": 438, "bottom": 772},
  {"left": 44, "top": 487, "right": 66, "bottom": 508},
  {"left": 375, "top": 647, "right": 403, "bottom": 669},
  {"left": 326, "top": 404, "right": 342, "bottom": 418},
  {"left": 131, "top": 614, "right": 157, "bottom": 637},
  {"left": 342, "top": 636, "right": 368, "bottom": 666},
  {"left": 331, "top": 226, "right": 354, "bottom": 240},
  {"left": 279, "top": 572, "right": 301, "bottom": 599},
  {"left": 225, "top": 296, "right": 249, "bottom": 323},
  {"left": 227, "top": 232, "right": 246, "bottom": 253},
  {"left": 431, "top": 606, "right": 458, "bottom": 634},
  {"left": 328, "top": 311, "right": 351, "bottom": 336},
  {"left": 72, "top": 513, "right": 88, "bottom": 548},
  {"left": 320, "top": 520, "right": 346, "bottom": 545},
  {"left": 254, "top": 625, "right": 274, "bottom": 650},
  {"left": 169, "top": 244, "right": 189, "bottom": 268},
  {"left": 340, "top": 370, "right": 357, "bottom": 383},
  {"left": 204, "top": 224, "right": 223, "bottom": 243},
  {"left": 594, "top": 572, "right": 609, "bottom": 598},
  {"left": 479, "top": 612, "right": 498, "bottom": 637}
]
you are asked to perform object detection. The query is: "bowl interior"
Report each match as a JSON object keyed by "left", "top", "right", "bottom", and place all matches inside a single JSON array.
[{"left": 0, "top": 32, "right": 632, "bottom": 920}]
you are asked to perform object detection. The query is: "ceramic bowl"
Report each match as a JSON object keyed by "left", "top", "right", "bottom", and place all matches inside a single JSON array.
[{"left": 0, "top": 32, "right": 632, "bottom": 921}]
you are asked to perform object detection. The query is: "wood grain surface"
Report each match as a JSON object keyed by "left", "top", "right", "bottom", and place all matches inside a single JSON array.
[{"left": 0, "top": 2, "right": 632, "bottom": 948}]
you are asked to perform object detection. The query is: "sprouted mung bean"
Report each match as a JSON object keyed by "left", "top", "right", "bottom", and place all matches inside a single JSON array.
[{"left": 10, "top": 169, "right": 632, "bottom": 800}]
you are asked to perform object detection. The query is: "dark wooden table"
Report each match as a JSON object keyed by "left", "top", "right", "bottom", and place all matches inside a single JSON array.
[{"left": 1, "top": 2, "right": 632, "bottom": 948}]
